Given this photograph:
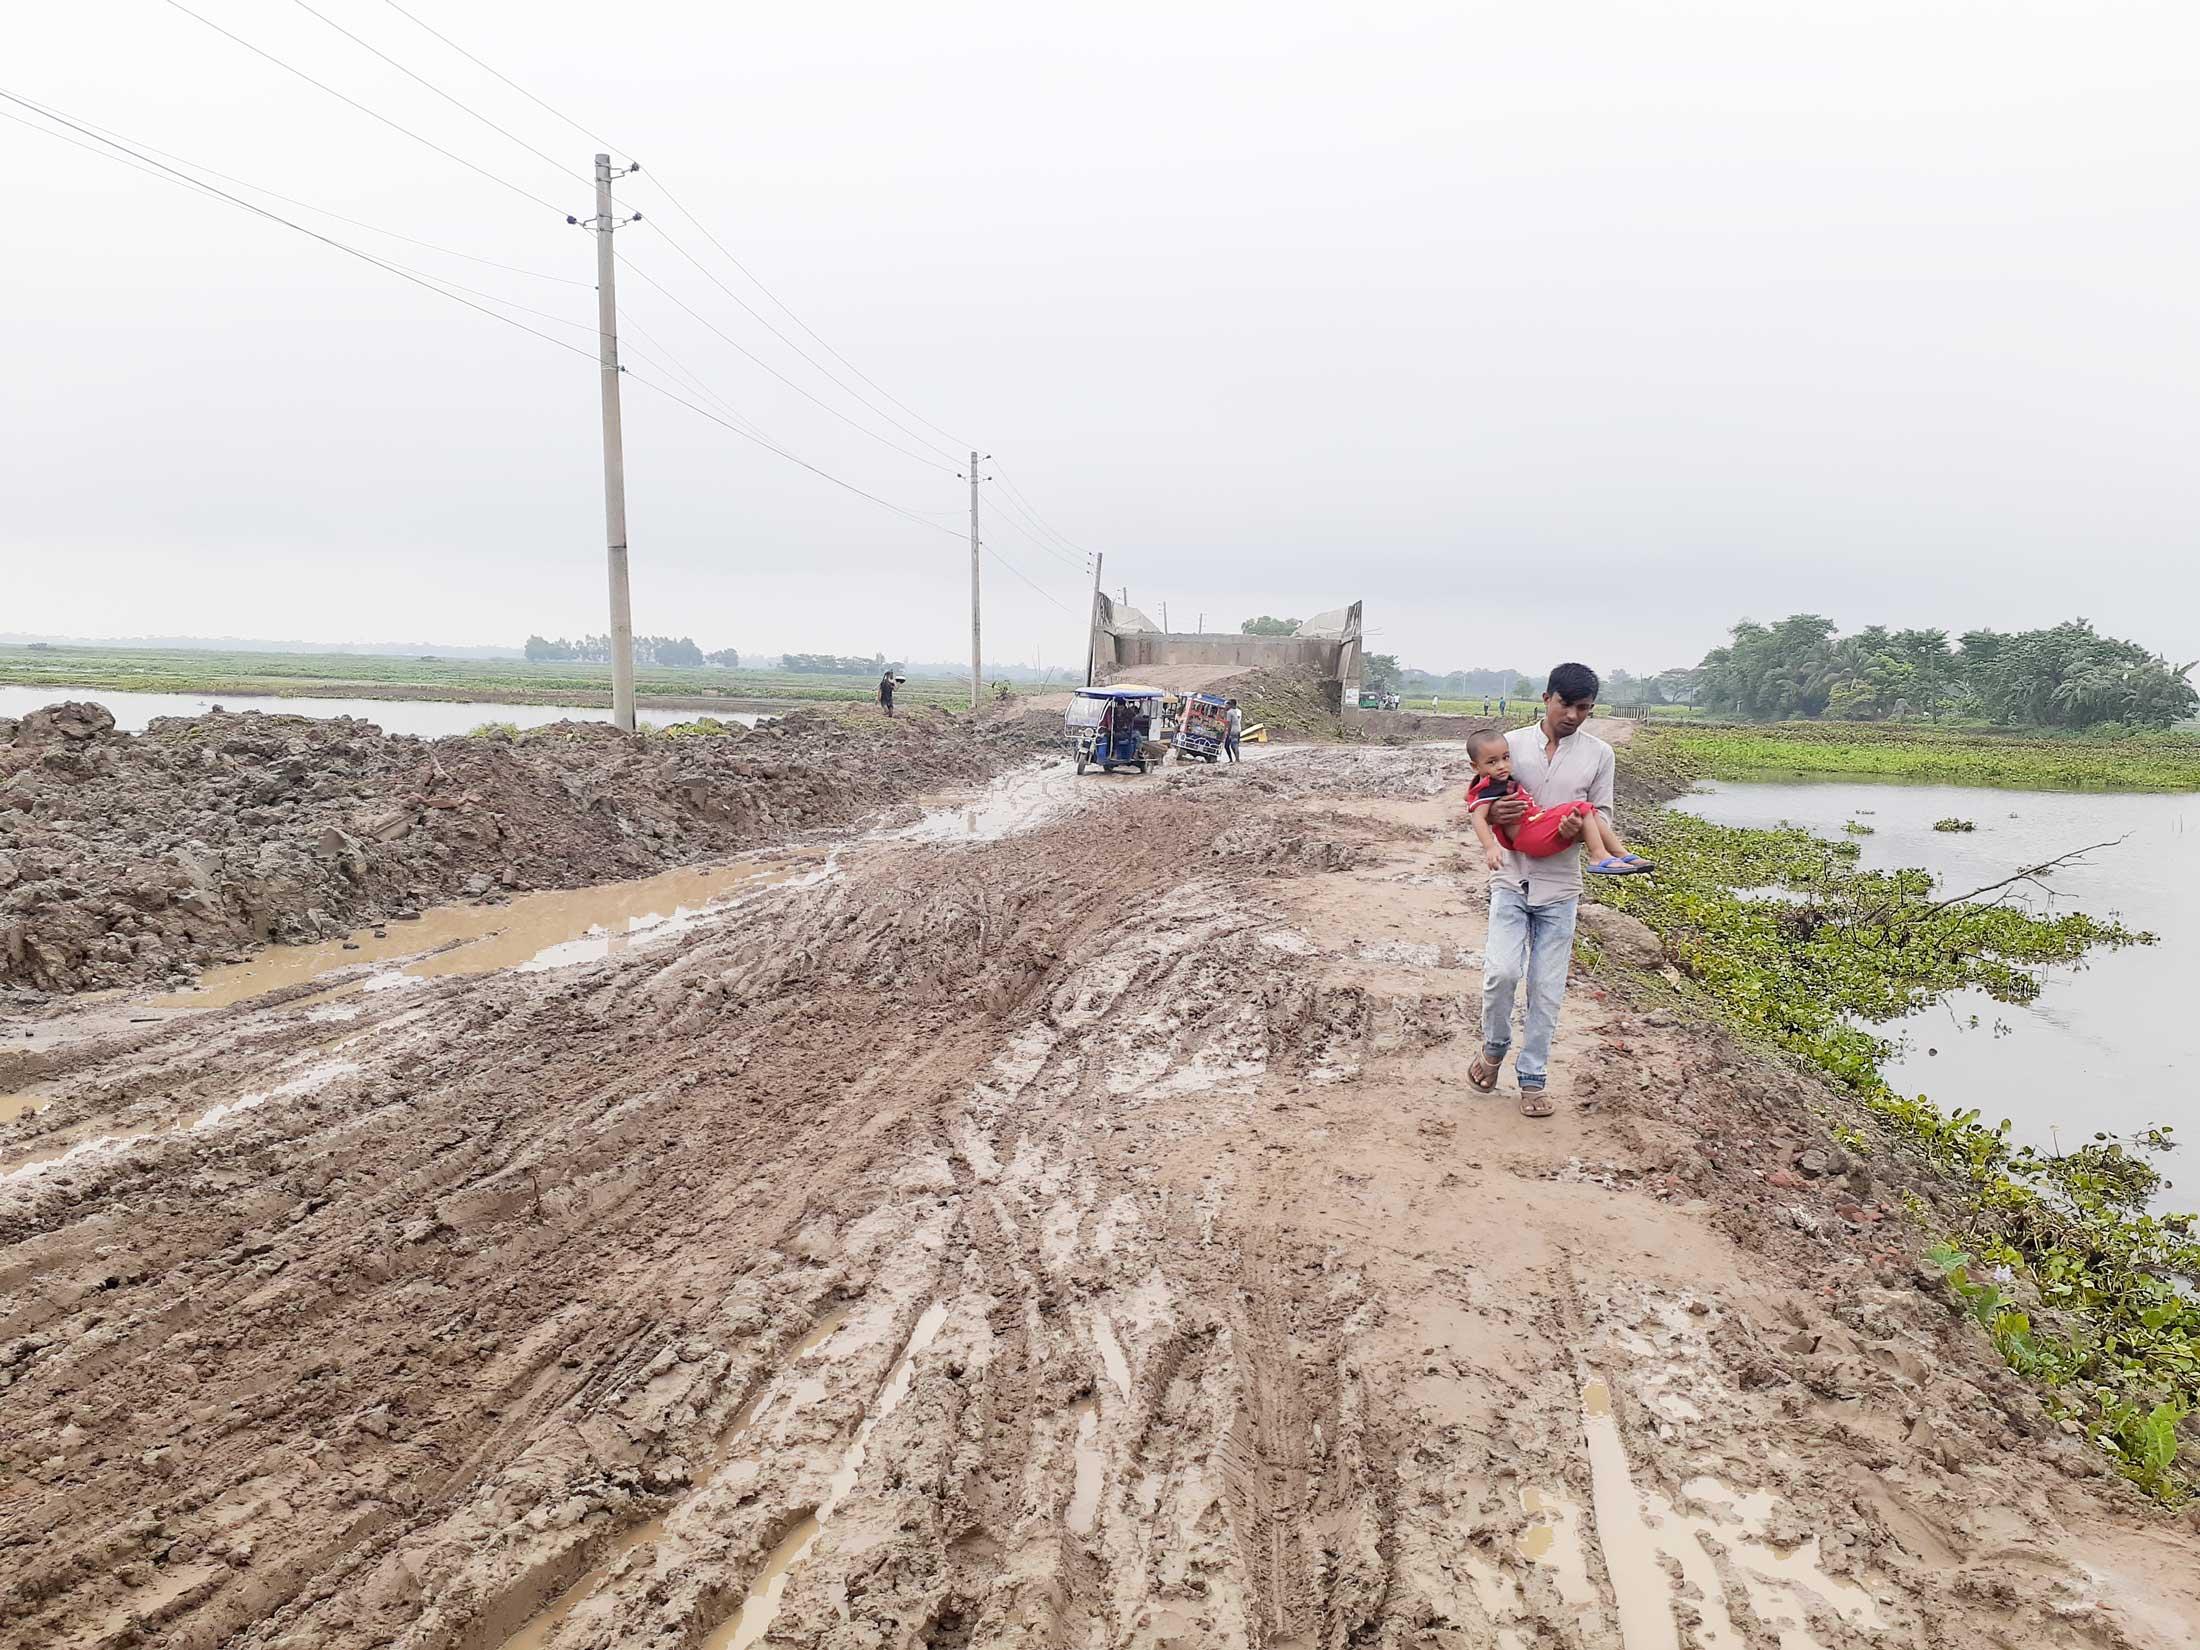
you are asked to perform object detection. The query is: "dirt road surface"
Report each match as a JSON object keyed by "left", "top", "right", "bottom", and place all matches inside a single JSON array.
[{"left": 3, "top": 746, "right": 2193, "bottom": 1650}]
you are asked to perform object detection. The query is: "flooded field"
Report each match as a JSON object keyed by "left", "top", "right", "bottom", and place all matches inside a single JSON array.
[
  {"left": 0, "top": 684, "right": 760, "bottom": 736},
  {"left": 1680, "top": 779, "right": 2195, "bottom": 1188}
]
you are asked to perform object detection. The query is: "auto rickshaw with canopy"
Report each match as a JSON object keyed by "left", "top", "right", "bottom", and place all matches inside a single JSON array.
[
  {"left": 1174, "top": 691, "right": 1230, "bottom": 762},
  {"left": 1068, "top": 685, "right": 1163, "bottom": 774}
]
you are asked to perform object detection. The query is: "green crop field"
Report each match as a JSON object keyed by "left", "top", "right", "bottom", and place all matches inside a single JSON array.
[
  {"left": 0, "top": 645, "right": 1036, "bottom": 712},
  {"left": 1647, "top": 720, "right": 2200, "bottom": 790}
]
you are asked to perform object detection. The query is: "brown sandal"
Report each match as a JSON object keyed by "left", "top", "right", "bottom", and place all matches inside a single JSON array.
[
  {"left": 1519, "top": 1088, "right": 1555, "bottom": 1119},
  {"left": 1468, "top": 1053, "right": 1501, "bottom": 1092}
]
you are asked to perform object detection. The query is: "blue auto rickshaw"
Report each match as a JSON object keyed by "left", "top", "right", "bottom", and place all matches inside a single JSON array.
[{"left": 1069, "top": 685, "right": 1163, "bottom": 774}]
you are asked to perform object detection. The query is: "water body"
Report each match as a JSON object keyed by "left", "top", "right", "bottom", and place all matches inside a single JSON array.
[
  {"left": 1679, "top": 778, "right": 2195, "bottom": 1191},
  {"left": 0, "top": 685, "right": 757, "bottom": 738}
]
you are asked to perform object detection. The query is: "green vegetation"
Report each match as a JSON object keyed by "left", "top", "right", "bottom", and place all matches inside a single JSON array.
[
  {"left": 524, "top": 633, "right": 723, "bottom": 667},
  {"left": 1694, "top": 614, "right": 2196, "bottom": 729},
  {"left": 1841, "top": 820, "right": 1876, "bottom": 835},
  {"left": 0, "top": 644, "right": 1010, "bottom": 713},
  {"left": 1239, "top": 615, "right": 1301, "bottom": 636},
  {"left": 1598, "top": 808, "right": 2200, "bottom": 1500},
  {"left": 465, "top": 721, "right": 522, "bottom": 739},
  {"left": 1933, "top": 817, "right": 1977, "bottom": 833},
  {"left": 1651, "top": 720, "right": 2200, "bottom": 790}
]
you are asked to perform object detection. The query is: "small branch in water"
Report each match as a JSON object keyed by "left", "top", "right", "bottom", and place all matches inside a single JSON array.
[{"left": 1924, "top": 836, "right": 2128, "bottom": 915}]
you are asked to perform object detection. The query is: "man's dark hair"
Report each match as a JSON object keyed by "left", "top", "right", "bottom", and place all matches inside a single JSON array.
[
  {"left": 1466, "top": 728, "right": 1508, "bottom": 760},
  {"left": 1546, "top": 662, "right": 1599, "bottom": 704}
]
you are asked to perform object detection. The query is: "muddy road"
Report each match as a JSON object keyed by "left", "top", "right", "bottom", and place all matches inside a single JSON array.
[{"left": 2, "top": 748, "right": 2194, "bottom": 1650}]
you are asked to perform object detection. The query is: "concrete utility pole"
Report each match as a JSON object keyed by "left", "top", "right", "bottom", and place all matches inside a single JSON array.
[
  {"left": 588, "top": 154, "right": 637, "bottom": 731},
  {"left": 1085, "top": 551, "right": 1105, "bottom": 686},
  {"left": 966, "top": 451, "right": 989, "bottom": 711}
]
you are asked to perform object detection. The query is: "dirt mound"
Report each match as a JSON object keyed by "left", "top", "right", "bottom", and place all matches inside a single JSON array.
[{"left": 0, "top": 701, "right": 1049, "bottom": 996}]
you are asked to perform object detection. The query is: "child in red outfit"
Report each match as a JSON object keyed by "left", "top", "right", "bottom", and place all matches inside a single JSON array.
[{"left": 1464, "top": 729, "right": 1652, "bottom": 875}]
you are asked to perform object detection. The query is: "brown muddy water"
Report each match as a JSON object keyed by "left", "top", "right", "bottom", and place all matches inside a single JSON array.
[{"left": 157, "top": 850, "right": 831, "bottom": 1012}]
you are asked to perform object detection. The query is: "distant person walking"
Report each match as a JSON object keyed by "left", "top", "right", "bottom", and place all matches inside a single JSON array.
[
  {"left": 1467, "top": 663, "right": 1613, "bottom": 1118},
  {"left": 1224, "top": 698, "right": 1243, "bottom": 763},
  {"left": 877, "top": 667, "right": 898, "bottom": 717}
]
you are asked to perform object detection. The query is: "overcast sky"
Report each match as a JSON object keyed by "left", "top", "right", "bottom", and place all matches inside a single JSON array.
[{"left": 7, "top": 0, "right": 2198, "bottom": 677}]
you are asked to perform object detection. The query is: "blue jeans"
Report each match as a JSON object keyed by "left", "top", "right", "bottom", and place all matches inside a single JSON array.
[{"left": 1480, "top": 883, "right": 1579, "bottom": 1090}]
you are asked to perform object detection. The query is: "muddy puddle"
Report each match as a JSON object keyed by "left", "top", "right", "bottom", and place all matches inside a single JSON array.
[
  {"left": 157, "top": 850, "right": 829, "bottom": 1012},
  {"left": 0, "top": 1093, "right": 41, "bottom": 1125},
  {"left": 701, "top": 1301, "right": 949, "bottom": 1649},
  {"left": 1514, "top": 1374, "right": 1890, "bottom": 1649},
  {"left": 1066, "top": 1398, "right": 1103, "bottom": 1536},
  {"left": 883, "top": 758, "right": 1091, "bottom": 844}
]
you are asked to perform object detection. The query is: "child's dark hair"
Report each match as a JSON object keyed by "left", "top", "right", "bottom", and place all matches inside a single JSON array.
[{"left": 1466, "top": 728, "right": 1509, "bottom": 761}]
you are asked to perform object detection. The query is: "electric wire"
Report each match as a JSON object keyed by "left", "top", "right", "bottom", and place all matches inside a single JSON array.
[
  {"left": 641, "top": 170, "right": 973, "bottom": 451},
  {"left": 638, "top": 221, "right": 965, "bottom": 464},
  {"left": 615, "top": 249, "right": 957, "bottom": 476},
  {"left": 980, "top": 541, "right": 1078, "bottom": 614},
  {"left": 158, "top": 0, "right": 573, "bottom": 217},
  {"left": 7, "top": 90, "right": 586, "bottom": 284},
  {"left": 620, "top": 373, "right": 965, "bottom": 540},
  {"left": 8, "top": 89, "right": 962, "bottom": 544},
  {"left": 374, "top": 0, "right": 617, "bottom": 151},
  {"left": 335, "top": 0, "right": 1106, "bottom": 593},
  {"left": 359, "top": 0, "right": 974, "bottom": 455},
  {"left": 981, "top": 496, "right": 1089, "bottom": 574},
  {"left": 994, "top": 467, "right": 1100, "bottom": 562},
  {"left": 284, "top": 0, "right": 586, "bottom": 186},
  {"left": 5, "top": 89, "right": 599, "bottom": 360}
]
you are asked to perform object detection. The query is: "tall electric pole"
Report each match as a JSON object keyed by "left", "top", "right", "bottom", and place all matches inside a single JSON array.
[
  {"left": 586, "top": 154, "right": 639, "bottom": 731},
  {"left": 964, "top": 450, "right": 990, "bottom": 711},
  {"left": 1085, "top": 551, "right": 1105, "bottom": 686}
]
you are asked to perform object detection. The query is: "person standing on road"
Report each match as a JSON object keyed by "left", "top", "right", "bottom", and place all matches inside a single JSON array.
[
  {"left": 878, "top": 667, "right": 898, "bottom": 717},
  {"left": 1467, "top": 662, "right": 1613, "bottom": 1118},
  {"left": 1224, "top": 698, "right": 1244, "bottom": 762}
]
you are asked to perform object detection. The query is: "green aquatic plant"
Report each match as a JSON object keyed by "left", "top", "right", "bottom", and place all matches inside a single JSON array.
[
  {"left": 1599, "top": 811, "right": 2198, "bottom": 1499},
  {"left": 1933, "top": 817, "right": 1977, "bottom": 833}
]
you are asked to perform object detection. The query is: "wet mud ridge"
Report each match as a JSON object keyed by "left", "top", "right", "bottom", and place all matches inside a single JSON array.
[
  {"left": 0, "top": 700, "right": 1051, "bottom": 996},
  {"left": 3, "top": 750, "right": 2196, "bottom": 1649}
]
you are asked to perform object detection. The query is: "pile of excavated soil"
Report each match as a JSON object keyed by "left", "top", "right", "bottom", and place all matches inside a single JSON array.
[{"left": 0, "top": 700, "right": 1050, "bottom": 996}]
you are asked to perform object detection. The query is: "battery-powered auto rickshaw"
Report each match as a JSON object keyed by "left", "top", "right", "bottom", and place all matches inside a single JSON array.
[
  {"left": 1068, "top": 685, "right": 1163, "bottom": 774},
  {"left": 1174, "top": 691, "right": 1230, "bottom": 762}
]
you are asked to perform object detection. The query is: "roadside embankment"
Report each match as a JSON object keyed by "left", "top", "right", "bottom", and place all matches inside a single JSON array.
[{"left": 0, "top": 700, "right": 1052, "bottom": 997}]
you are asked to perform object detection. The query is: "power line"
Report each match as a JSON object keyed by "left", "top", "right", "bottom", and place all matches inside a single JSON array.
[
  {"left": 981, "top": 540, "right": 1077, "bottom": 614},
  {"left": 5, "top": 89, "right": 586, "bottom": 286},
  {"left": 7, "top": 89, "right": 962, "bottom": 547},
  {"left": 622, "top": 371, "right": 965, "bottom": 540},
  {"left": 994, "top": 467, "right": 1101, "bottom": 563},
  {"left": 3, "top": 89, "right": 600, "bottom": 361},
  {"left": 616, "top": 249, "right": 957, "bottom": 476},
  {"left": 638, "top": 220, "right": 965, "bottom": 464},
  {"left": 284, "top": 0, "right": 583, "bottom": 186},
  {"left": 374, "top": 0, "right": 616, "bottom": 151},
  {"left": 158, "top": 0, "right": 572, "bottom": 218},
  {"left": 981, "top": 495, "right": 1088, "bottom": 573},
  {"left": 359, "top": 0, "right": 974, "bottom": 455}
]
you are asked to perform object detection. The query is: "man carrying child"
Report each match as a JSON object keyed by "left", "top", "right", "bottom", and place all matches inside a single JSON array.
[{"left": 1465, "top": 663, "right": 1643, "bottom": 1118}]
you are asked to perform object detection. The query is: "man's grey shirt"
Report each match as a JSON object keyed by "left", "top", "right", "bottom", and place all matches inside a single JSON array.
[{"left": 1497, "top": 723, "right": 1615, "bottom": 906}]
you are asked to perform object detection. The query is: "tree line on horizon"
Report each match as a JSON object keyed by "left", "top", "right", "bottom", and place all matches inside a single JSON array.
[
  {"left": 523, "top": 634, "right": 737, "bottom": 668},
  {"left": 1381, "top": 615, "right": 2194, "bottom": 730}
]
